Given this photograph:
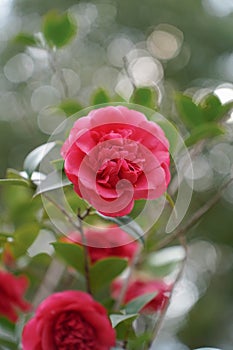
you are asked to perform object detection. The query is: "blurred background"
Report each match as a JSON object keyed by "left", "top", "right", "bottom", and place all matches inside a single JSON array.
[{"left": 0, "top": 0, "right": 233, "bottom": 349}]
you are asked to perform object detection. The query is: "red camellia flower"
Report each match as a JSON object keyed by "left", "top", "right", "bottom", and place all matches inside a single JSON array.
[
  {"left": 61, "top": 106, "right": 170, "bottom": 217},
  {"left": 63, "top": 225, "right": 139, "bottom": 264},
  {"left": 22, "top": 290, "right": 116, "bottom": 350},
  {"left": 0, "top": 270, "right": 31, "bottom": 323},
  {"left": 111, "top": 278, "right": 171, "bottom": 312}
]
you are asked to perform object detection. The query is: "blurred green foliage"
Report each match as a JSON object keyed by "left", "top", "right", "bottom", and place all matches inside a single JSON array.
[{"left": 0, "top": 0, "right": 233, "bottom": 349}]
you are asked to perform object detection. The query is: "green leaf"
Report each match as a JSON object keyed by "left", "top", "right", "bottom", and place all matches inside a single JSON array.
[
  {"left": 13, "top": 32, "right": 38, "bottom": 47},
  {"left": 52, "top": 242, "right": 85, "bottom": 275},
  {"left": 59, "top": 99, "right": 83, "bottom": 117},
  {"left": 96, "top": 213, "right": 144, "bottom": 245},
  {"left": 91, "top": 88, "right": 110, "bottom": 105},
  {"left": 185, "top": 122, "right": 224, "bottom": 147},
  {"left": 0, "top": 316, "right": 15, "bottom": 333},
  {"left": 175, "top": 93, "right": 203, "bottom": 128},
  {"left": 114, "top": 314, "right": 137, "bottom": 341},
  {"left": 0, "top": 337, "right": 17, "bottom": 350},
  {"left": 23, "top": 141, "right": 56, "bottom": 178},
  {"left": 34, "top": 170, "right": 71, "bottom": 197},
  {"left": 199, "top": 94, "right": 222, "bottom": 122},
  {"left": 90, "top": 257, "right": 128, "bottom": 291},
  {"left": 128, "top": 332, "right": 153, "bottom": 350},
  {"left": 130, "top": 87, "right": 158, "bottom": 110},
  {"left": 110, "top": 313, "right": 138, "bottom": 328},
  {"left": 13, "top": 224, "right": 40, "bottom": 258},
  {"left": 6, "top": 168, "right": 25, "bottom": 180},
  {"left": 125, "top": 292, "right": 158, "bottom": 314},
  {"left": 42, "top": 10, "right": 77, "bottom": 48},
  {"left": 50, "top": 159, "right": 64, "bottom": 171},
  {"left": 0, "top": 178, "right": 30, "bottom": 188}
]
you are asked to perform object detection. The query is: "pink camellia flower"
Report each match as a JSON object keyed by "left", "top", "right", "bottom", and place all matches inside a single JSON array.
[
  {"left": 61, "top": 106, "right": 170, "bottom": 217},
  {"left": 22, "top": 290, "right": 116, "bottom": 350},
  {"left": 111, "top": 278, "right": 171, "bottom": 313},
  {"left": 63, "top": 225, "right": 139, "bottom": 264},
  {"left": 0, "top": 270, "right": 31, "bottom": 323}
]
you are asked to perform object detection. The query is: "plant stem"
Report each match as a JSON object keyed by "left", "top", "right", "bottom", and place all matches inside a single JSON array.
[
  {"left": 113, "top": 244, "right": 142, "bottom": 311},
  {"left": 32, "top": 258, "right": 65, "bottom": 307},
  {"left": 43, "top": 193, "right": 81, "bottom": 231},
  {"left": 157, "top": 177, "right": 233, "bottom": 250},
  {"left": 43, "top": 194, "right": 92, "bottom": 294},
  {"left": 147, "top": 235, "right": 188, "bottom": 349},
  {"left": 77, "top": 212, "right": 92, "bottom": 295}
]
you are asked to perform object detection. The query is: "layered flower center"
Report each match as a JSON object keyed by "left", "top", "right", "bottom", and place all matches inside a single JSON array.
[
  {"left": 54, "top": 311, "right": 95, "bottom": 350},
  {"left": 97, "top": 158, "right": 142, "bottom": 188}
]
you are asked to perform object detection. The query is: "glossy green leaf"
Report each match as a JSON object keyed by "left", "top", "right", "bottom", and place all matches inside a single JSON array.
[
  {"left": 91, "top": 88, "right": 110, "bottom": 105},
  {"left": 0, "top": 337, "right": 17, "bottom": 350},
  {"left": 59, "top": 99, "right": 83, "bottom": 116},
  {"left": 0, "top": 316, "right": 15, "bottom": 333},
  {"left": 50, "top": 159, "right": 64, "bottom": 171},
  {"left": 175, "top": 93, "right": 203, "bottom": 128},
  {"left": 185, "top": 122, "right": 224, "bottom": 147},
  {"left": 23, "top": 142, "right": 56, "bottom": 177},
  {"left": 114, "top": 313, "right": 137, "bottom": 340},
  {"left": 199, "top": 94, "right": 222, "bottom": 122},
  {"left": 13, "top": 223, "right": 40, "bottom": 258},
  {"left": 97, "top": 213, "right": 144, "bottom": 244},
  {"left": 6, "top": 168, "right": 26, "bottom": 180},
  {"left": 52, "top": 242, "right": 85, "bottom": 275},
  {"left": 90, "top": 257, "right": 128, "bottom": 291},
  {"left": 13, "top": 32, "right": 38, "bottom": 47},
  {"left": 42, "top": 10, "right": 77, "bottom": 48},
  {"left": 0, "top": 178, "right": 30, "bottom": 188},
  {"left": 130, "top": 87, "right": 158, "bottom": 110},
  {"left": 125, "top": 292, "right": 158, "bottom": 314},
  {"left": 34, "top": 170, "right": 71, "bottom": 197},
  {"left": 110, "top": 313, "right": 138, "bottom": 328}
]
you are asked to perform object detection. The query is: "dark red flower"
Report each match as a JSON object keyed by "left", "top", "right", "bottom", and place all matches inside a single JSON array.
[
  {"left": 63, "top": 225, "right": 139, "bottom": 264},
  {"left": 22, "top": 290, "right": 116, "bottom": 350},
  {"left": 111, "top": 278, "right": 171, "bottom": 312},
  {"left": 0, "top": 270, "right": 31, "bottom": 323}
]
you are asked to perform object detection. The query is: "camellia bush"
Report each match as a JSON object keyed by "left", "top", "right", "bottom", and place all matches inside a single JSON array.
[{"left": 0, "top": 9, "right": 232, "bottom": 350}]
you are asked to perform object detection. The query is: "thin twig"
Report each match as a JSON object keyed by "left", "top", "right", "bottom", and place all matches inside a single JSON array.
[
  {"left": 148, "top": 235, "right": 188, "bottom": 348},
  {"left": 77, "top": 212, "right": 92, "bottom": 295},
  {"left": 43, "top": 193, "right": 81, "bottom": 231},
  {"left": 43, "top": 194, "right": 92, "bottom": 294},
  {"left": 78, "top": 206, "right": 94, "bottom": 220},
  {"left": 114, "top": 244, "right": 142, "bottom": 311},
  {"left": 113, "top": 244, "right": 142, "bottom": 311},
  {"left": 157, "top": 177, "right": 233, "bottom": 251},
  {"left": 32, "top": 258, "right": 66, "bottom": 308}
]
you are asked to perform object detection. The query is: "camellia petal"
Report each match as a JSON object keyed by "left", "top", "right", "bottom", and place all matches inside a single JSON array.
[
  {"left": 22, "top": 290, "right": 116, "bottom": 350},
  {"left": 61, "top": 106, "right": 170, "bottom": 216}
]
